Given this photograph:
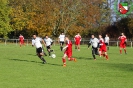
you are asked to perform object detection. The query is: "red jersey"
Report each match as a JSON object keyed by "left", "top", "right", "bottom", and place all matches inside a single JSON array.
[
  {"left": 19, "top": 35, "right": 24, "bottom": 41},
  {"left": 99, "top": 38, "right": 106, "bottom": 52},
  {"left": 74, "top": 35, "right": 81, "bottom": 42},
  {"left": 65, "top": 40, "right": 72, "bottom": 58},
  {"left": 118, "top": 36, "right": 127, "bottom": 44}
]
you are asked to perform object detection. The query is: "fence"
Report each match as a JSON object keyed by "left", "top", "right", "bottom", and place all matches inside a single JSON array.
[{"left": 0, "top": 38, "right": 132, "bottom": 48}]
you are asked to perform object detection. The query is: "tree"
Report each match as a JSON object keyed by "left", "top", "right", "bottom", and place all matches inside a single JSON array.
[{"left": 0, "top": 0, "right": 12, "bottom": 38}]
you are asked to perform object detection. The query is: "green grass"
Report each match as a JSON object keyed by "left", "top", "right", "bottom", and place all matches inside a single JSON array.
[{"left": 0, "top": 44, "right": 133, "bottom": 88}]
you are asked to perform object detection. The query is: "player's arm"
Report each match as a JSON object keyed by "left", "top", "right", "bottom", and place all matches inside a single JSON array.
[
  {"left": 42, "top": 39, "right": 46, "bottom": 47},
  {"left": 63, "top": 45, "right": 68, "bottom": 51},
  {"left": 88, "top": 40, "right": 91, "bottom": 49},
  {"left": 80, "top": 36, "right": 82, "bottom": 41},
  {"left": 50, "top": 38, "right": 53, "bottom": 45}
]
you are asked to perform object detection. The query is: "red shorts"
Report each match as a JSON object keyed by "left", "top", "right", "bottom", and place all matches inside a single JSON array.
[
  {"left": 75, "top": 41, "right": 80, "bottom": 45},
  {"left": 119, "top": 43, "right": 126, "bottom": 48},
  {"left": 65, "top": 51, "right": 72, "bottom": 58},
  {"left": 99, "top": 47, "right": 107, "bottom": 52},
  {"left": 20, "top": 40, "right": 24, "bottom": 44}
]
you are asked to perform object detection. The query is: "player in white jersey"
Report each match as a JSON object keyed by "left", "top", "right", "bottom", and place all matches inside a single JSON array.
[
  {"left": 32, "top": 34, "right": 47, "bottom": 64},
  {"left": 88, "top": 35, "right": 99, "bottom": 60},
  {"left": 44, "top": 35, "right": 54, "bottom": 56},
  {"left": 58, "top": 33, "right": 65, "bottom": 51},
  {"left": 104, "top": 34, "right": 110, "bottom": 50}
]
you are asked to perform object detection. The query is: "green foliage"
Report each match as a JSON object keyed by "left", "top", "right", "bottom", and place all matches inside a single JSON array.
[{"left": 0, "top": 0, "right": 12, "bottom": 38}]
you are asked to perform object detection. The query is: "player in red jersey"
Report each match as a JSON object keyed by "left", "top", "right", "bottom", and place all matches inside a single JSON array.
[
  {"left": 118, "top": 33, "right": 127, "bottom": 54},
  {"left": 74, "top": 33, "right": 82, "bottom": 51},
  {"left": 19, "top": 34, "right": 25, "bottom": 47},
  {"left": 99, "top": 35, "right": 109, "bottom": 60},
  {"left": 62, "top": 36, "right": 77, "bottom": 67}
]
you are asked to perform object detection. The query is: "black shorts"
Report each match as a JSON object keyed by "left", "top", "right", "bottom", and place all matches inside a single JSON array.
[
  {"left": 92, "top": 47, "right": 99, "bottom": 55},
  {"left": 60, "top": 41, "right": 64, "bottom": 46},
  {"left": 105, "top": 43, "right": 109, "bottom": 46},
  {"left": 46, "top": 45, "right": 51, "bottom": 50},
  {"left": 36, "top": 47, "right": 43, "bottom": 54}
]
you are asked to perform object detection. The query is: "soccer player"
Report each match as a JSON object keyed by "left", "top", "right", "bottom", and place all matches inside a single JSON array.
[
  {"left": 99, "top": 35, "right": 109, "bottom": 60},
  {"left": 88, "top": 35, "right": 99, "bottom": 60},
  {"left": 58, "top": 32, "right": 65, "bottom": 51},
  {"left": 104, "top": 34, "right": 110, "bottom": 50},
  {"left": 19, "top": 34, "right": 25, "bottom": 47},
  {"left": 44, "top": 35, "right": 54, "bottom": 56},
  {"left": 62, "top": 36, "right": 77, "bottom": 67},
  {"left": 118, "top": 33, "right": 127, "bottom": 54},
  {"left": 32, "top": 34, "right": 47, "bottom": 64},
  {"left": 74, "top": 33, "right": 82, "bottom": 51}
]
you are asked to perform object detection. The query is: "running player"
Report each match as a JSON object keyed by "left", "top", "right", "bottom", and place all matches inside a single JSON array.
[
  {"left": 58, "top": 33, "right": 65, "bottom": 51},
  {"left": 99, "top": 35, "right": 109, "bottom": 60},
  {"left": 88, "top": 35, "right": 99, "bottom": 60},
  {"left": 104, "top": 34, "right": 110, "bottom": 50},
  {"left": 32, "top": 34, "right": 47, "bottom": 64},
  {"left": 62, "top": 36, "right": 77, "bottom": 67},
  {"left": 19, "top": 34, "right": 25, "bottom": 47},
  {"left": 118, "top": 33, "right": 127, "bottom": 54},
  {"left": 44, "top": 35, "right": 54, "bottom": 56},
  {"left": 74, "top": 33, "right": 82, "bottom": 51}
]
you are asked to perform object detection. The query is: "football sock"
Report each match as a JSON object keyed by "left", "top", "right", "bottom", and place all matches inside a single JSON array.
[
  {"left": 61, "top": 46, "right": 63, "bottom": 51},
  {"left": 39, "top": 56, "right": 46, "bottom": 62},
  {"left": 124, "top": 49, "right": 126, "bottom": 53},
  {"left": 92, "top": 54, "right": 96, "bottom": 59},
  {"left": 69, "top": 58, "right": 74, "bottom": 61},
  {"left": 102, "top": 54, "right": 105, "bottom": 57},
  {"left": 120, "top": 50, "right": 122, "bottom": 54},
  {"left": 48, "top": 51, "right": 51, "bottom": 56},
  {"left": 108, "top": 47, "right": 109, "bottom": 50},
  {"left": 62, "top": 58, "right": 66, "bottom": 65},
  {"left": 105, "top": 55, "right": 109, "bottom": 60}
]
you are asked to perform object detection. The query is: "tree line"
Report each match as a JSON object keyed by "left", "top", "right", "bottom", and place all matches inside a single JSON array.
[{"left": 0, "top": 0, "right": 133, "bottom": 39}]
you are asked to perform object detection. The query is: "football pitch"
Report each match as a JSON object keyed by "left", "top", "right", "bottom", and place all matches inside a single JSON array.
[{"left": 0, "top": 44, "right": 133, "bottom": 88}]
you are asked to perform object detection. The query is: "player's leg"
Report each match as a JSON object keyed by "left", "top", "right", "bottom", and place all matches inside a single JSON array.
[
  {"left": 123, "top": 44, "right": 127, "bottom": 54},
  {"left": 92, "top": 47, "right": 96, "bottom": 60},
  {"left": 107, "top": 43, "right": 109, "bottom": 50},
  {"left": 46, "top": 46, "right": 51, "bottom": 56},
  {"left": 104, "top": 52, "right": 109, "bottom": 60},
  {"left": 20, "top": 41, "right": 22, "bottom": 47},
  {"left": 62, "top": 53, "right": 67, "bottom": 67},
  {"left": 37, "top": 47, "right": 47, "bottom": 63},
  {"left": 60, "top": 42, "right": 63, "bottom": 51},
  {"left": 99, "top": 49, "right": 102, "bottom": 57},
  {"left": 119, "top": 44, "right": 122, "bottom": 54},
  {"left": 77, "top": 43, "right": 80, "bottom": 51},
  {"left": 67, "top": 51, "right": 77, "bottom": 62}
]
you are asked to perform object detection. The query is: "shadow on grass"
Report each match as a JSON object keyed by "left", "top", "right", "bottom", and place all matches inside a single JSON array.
[
  {"left": 98, "top": 62, "right": 133, "bottom": 72},
  {"left": 27, "top": 54, "right": 37, "bottom": 56},
  {"left": 75, "top": 56, "right": 93, "bottom": 60},
  {"left": 46, "top": 63, "right": 62, "bottom": 66},
  {"left": 9, "top": 58, "right": 62, "bottom": 66},
  {"left": 9, "top": 58, "right": 42, "bottom": 64}
]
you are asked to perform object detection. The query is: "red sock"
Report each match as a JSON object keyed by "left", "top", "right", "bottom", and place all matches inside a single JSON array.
[
  {"left": 68, "top": 58, "right": 74, "bottom": 61},
  {"left": 124, "top": 49, "right": 126, "bottom": 53},
  {"left": 120, "top": 50, "right": 122, "bottom": 54},
  {"left": 62, "top": 58, "right": 66, "bottom": 65},
  {"left": 105, "top": 55, "right": 109, "bottom": 60},
  {"left": 103, "top": 54, "right": 105, "bottom": 57}
]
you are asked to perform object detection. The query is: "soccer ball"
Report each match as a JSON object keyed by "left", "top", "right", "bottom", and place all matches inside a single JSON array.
[{"left": 51, "top": 54, "right": 56, "bottom": 58}]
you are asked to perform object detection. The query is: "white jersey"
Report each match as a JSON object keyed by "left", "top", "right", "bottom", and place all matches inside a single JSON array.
[
  {"left": 89, "top": 38, "right": 99, "bottom": 48},
  {"left": 59, "top": 34, "right": 65, "bottom": 42},
  {"left": 44, "top": 38, "right": 53, "bottom": 46},
  {"left": 105, "top": 36, "right": 109, "bottom": 43},
  {"left": 32, "top": 39, "right": 35, "bottom": 46},
  {"left": 32, "top": 37, "right": 43, "bottom": 48}
]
